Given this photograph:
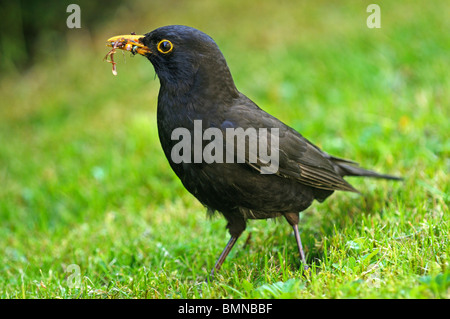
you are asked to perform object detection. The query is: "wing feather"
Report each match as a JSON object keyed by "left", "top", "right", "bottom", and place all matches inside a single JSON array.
[{"left": 221, "top": 98, "right": 359, "bottom": 193}]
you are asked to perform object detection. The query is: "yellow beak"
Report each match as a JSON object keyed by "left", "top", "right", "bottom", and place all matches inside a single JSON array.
[{"left": 106, "top": 34, "right": 151, "bottom": 55}]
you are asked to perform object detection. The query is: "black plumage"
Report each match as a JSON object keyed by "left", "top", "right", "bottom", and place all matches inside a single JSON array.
[{"left": 107, "top": 25, "right": 401, "bottom": 277}]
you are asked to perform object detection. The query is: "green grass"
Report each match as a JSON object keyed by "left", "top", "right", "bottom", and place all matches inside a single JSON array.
[{"left": 0, "top": 0, "right": 448, "bottom": 298}]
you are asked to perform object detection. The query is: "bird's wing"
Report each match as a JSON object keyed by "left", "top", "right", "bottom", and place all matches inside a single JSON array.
[{"left": 219, "top": 101, "right": 358, "bottom": 193}]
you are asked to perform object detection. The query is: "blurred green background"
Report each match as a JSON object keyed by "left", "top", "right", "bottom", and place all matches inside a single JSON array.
[{"left": 0, "top": 0, "right": 448, "bottom": 298}]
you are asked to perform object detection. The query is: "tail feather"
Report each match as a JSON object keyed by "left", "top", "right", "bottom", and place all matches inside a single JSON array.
[{"left": 338, "top": 163, "right": 403, "bottom": 180}]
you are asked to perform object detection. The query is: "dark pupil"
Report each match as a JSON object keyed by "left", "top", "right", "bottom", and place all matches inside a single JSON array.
[{"left": 161, "top": 41, "right": 171, "bottom": 51}]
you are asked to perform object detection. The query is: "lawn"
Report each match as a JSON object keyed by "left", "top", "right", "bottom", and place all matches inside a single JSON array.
[{"left": 0, "top": 0, "right": 448, "bottom": 298}]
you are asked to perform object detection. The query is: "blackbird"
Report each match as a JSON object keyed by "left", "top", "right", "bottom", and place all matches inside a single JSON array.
[{"left": 106, "top": 25, "right": 401, "bottom": 277}]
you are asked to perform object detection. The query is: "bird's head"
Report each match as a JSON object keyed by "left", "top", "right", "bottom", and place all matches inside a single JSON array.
[{"left": 106, "top": 25, "right": 238, "bottom": 98}]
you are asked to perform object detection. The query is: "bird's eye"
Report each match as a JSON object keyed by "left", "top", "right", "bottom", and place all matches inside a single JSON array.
[{"left": 157, "top": 39, "right": 173, "bottom": 54}]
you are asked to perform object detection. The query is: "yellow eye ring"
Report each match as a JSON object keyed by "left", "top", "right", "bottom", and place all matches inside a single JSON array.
[{"left": 157, "top": 39, "right": 173, "bottom": 54}]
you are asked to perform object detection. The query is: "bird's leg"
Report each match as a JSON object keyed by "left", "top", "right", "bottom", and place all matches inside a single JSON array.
[
  {"left": 208, "top": 214, "right": 246, "bottom": 280},
  {"left": 209, "top": 234, "right": 240, "bottom": 279},
  {"left": 292, "top": 223, "right": 309, "bottom": 271},
  {"left": 284, "top": 213, "right": 309, "bottom": 271}
]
